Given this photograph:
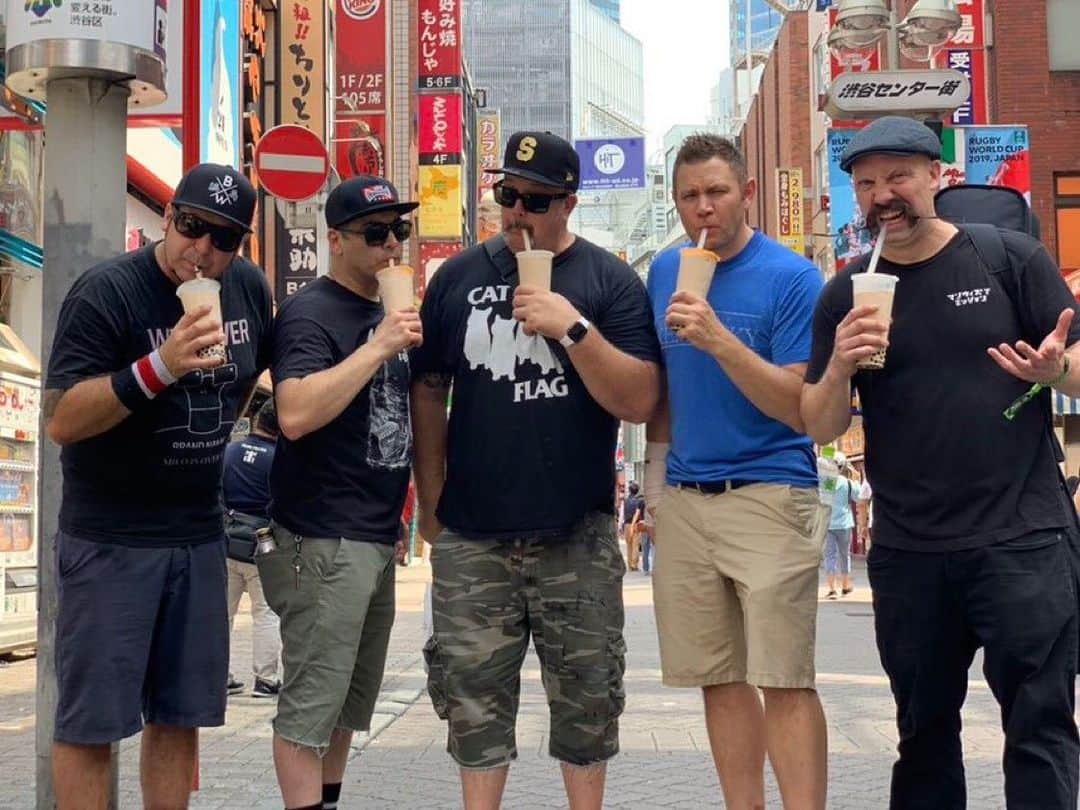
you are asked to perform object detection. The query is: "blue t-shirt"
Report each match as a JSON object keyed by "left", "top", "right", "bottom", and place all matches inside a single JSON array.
[
  {"left": 222, "top": 434, "right": 276, "bottom": 519},
  {"left": 647, "top": 232, "right": 822, "bottom": 487},
  {"left": 828, "top": 477, "right": 856, "bottom": 530}
]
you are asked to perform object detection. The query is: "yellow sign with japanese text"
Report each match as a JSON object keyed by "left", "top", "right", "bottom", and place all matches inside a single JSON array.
[
  {"left": 776, "top": 168, "right": 804, "bottom": 256},
  {"left": 419, "top": 165, "right": 463, "bottom": 239},
  {"left": 280, "top": 0, "right": 325, "bottom": 138}
]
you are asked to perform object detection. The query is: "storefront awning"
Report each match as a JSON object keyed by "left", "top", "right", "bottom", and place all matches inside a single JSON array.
[{"left": 1054, "top": 392, "right": 1080, "bottom": 416}]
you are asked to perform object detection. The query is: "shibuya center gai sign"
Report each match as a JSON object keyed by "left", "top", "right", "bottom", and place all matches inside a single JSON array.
[{"left": 826, "top": 69, "right": 971, "bottom": 120}]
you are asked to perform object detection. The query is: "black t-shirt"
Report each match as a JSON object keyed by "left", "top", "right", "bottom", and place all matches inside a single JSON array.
[
  {"left": 222, "top": 434, "right": 275, "bottom": 519},
  {"left": 623, "top": 494, "right": 644, "bottom": 523},
  {"left": 46, "top": 244, "right": 273, "bottom": 546},
  {"left": 806, "top": 229, "right": 1080, "bottom": 551},
  {"left": 270, "top": 276, "right": 410, "bottom": 544},
  {"left": 412, "top": 235, "right": 661, "bottom": 539}
]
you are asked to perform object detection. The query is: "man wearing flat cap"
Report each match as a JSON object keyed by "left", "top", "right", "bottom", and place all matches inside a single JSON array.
[
  {"left": 261, "top": 175, "right": 421, "bottom": 810},
  {"left": 44, "top": 162, "right": 273, "bottom": 809},
  {"left": 411, "top": 131, "right": 661, "bottom": 808},
  {"left": 802, "top": 116, "right": 1080, "bottom": 808}
]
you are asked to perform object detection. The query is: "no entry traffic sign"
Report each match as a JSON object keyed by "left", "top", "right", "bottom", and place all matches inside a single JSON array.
[{"left": 255, "top": 125, "right": 330, "bottom": 202}]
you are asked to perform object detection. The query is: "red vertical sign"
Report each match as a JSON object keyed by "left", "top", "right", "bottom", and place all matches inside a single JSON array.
[
  {"left": 936, "top": 0, "right": 988, "bottom": 125},
  {"left": 335, "top": 0, "right": 391, "bottom": 180},
  {"left": 418, "top": 0, "right": 462, "bottom": 90}
]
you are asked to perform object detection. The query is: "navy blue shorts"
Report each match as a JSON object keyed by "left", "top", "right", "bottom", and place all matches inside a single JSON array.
[{"left": 54, "top": 531, "right": 229, "bottom": 745}]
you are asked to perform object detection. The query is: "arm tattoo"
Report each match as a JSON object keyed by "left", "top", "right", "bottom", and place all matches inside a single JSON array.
[
  {"left": 43, "top": 389, "right": 63, "bottom": 422},
  {"left": 418, "top": 372, "right": 452, "bottom": 390}
]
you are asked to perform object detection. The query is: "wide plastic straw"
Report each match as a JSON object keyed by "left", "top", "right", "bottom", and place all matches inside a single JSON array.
[
  {"left": 523, "top": 230, "right": 532, "bottom": 251},
  {"left": 865, "top": 224, "right": 886, "bottom": 274},
  {"left": 697, "top": 228, "right": 707, "bottom": 249}
]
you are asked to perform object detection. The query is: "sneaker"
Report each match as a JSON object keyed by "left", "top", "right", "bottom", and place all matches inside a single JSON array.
[
  {"left": 227, "top": 678, "right": 244, "bottom": 695},
  {"left": 826, "top": 590, "right": 838, "bottom": 600},
  {"left": 841, "top": 587, "right": 854, "bottom": 597},
  {"left": 252, "top": 679, "right": 280, "bottom": 698}
]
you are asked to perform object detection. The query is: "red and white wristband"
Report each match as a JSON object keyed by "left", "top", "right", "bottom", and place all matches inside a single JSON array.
[{"left": 112, "top": 349, "right": 177, "bottom": 411}]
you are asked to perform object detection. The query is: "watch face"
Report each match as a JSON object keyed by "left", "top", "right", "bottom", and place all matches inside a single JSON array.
[{"left": 567, "top": 321, "right": 588, "bottom": 342}]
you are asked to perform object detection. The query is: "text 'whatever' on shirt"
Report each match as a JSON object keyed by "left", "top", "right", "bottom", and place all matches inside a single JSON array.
[
  {"left": 45, "top": 244, "right": 273, "bottom": 546},
  {"left": 411, "top": 235, "right": 661, "bottom": 539}
]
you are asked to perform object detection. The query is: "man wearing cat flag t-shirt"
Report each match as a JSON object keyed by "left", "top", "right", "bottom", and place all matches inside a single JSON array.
[
  {"left": 44, "top": 163, "right": 272, "bottom": 810},
  {"left": 411, "top": 130, "right": 662, "bottom": 809}
]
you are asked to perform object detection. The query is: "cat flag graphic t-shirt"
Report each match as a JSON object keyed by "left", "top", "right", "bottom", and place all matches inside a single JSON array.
[
  {"left": 46, "top": 244, "right": 273, "bottom": 546},
  {"left": 412, "top": 235, "right": 660, "bottom": 539}
]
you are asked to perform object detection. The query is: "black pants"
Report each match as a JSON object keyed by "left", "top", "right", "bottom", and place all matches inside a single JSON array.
[{"left": 868, "top": 530, "right": 1079, "bottom": 810}]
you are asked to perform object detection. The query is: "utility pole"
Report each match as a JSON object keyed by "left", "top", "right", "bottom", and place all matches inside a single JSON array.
[{"left": 35, "top": 76, "right": 131, "bottom": 810}]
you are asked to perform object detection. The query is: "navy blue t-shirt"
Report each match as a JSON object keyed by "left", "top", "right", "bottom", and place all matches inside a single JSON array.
[
  {"left": 46, "top": 244, "right": 273, "bottom": 546},
  {"left": 411, "top": 234, "right": 661, "bottom": 539},
  {"left": 222, "top": 433, "right": 275, "bottom": 519},
  {"left": 270, "top": 276, "right": 411, "bottom": 544},
  {"left": 806, "top": 229, "right": 1080, "bottom": 550}
]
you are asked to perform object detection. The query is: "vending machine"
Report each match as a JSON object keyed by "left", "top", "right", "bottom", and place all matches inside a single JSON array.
[{"left": 0, "top": 368, "right": 39, "bottom": 653}]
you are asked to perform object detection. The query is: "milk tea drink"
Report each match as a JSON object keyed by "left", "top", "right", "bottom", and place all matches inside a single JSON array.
[
  {"left": 376, "top": 266, "right": 415, "bottom": 311},
  {"left": 675, "top": 248, "right": 719, "bottom": 299},
  {"left": 516, "top": 250, "right": 554, "bottom": 291},
  {"left": 851, "top": 273, "right": 899, "bottom": 370},
  {"left": 175, "top": 277, "right": 227, "bottom": 362}
]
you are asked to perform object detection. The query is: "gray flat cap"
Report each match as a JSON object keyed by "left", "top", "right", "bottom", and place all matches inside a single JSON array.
[{"left": 840, "top": 116, "right": 942, "bottom": 174}]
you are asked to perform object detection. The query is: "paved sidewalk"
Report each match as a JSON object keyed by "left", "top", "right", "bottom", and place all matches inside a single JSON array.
[{"left": 0, "top": 557, "right": 1055, "bottom": 808}]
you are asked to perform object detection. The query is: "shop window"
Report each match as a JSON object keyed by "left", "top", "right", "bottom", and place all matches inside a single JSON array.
[
  {"left": 1056, "top": 175, "right": 1080, "bottom": 283},
  {"left": 1048, "top": 0, "right": 1080, "bottom": 71}
]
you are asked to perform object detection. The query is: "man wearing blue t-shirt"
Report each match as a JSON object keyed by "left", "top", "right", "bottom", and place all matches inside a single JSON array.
[{"left": 644, "top": 134, "right": 828, "bottom": 809}]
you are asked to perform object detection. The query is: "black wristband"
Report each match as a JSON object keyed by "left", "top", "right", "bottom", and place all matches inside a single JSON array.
[{"left": 111, "top": 366, "right": 148, "bottom": 412}]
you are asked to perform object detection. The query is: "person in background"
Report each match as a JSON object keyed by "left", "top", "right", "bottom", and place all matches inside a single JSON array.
[
  {"left": 822, "top": 454, "right": 868, "bottom": 599},
  {"left": 622, "top": 481, "right": 645, "bottom": 570},
  {"left": 223, "top": 398, "right": 281, "bottom": 697}
]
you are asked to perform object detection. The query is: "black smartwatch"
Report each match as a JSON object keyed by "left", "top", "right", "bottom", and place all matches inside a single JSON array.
[{"left": 559, "top": 317, "right": 591, "bottom": 348}]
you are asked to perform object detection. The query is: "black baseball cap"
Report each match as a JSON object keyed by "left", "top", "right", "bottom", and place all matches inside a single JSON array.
[
  {"left": 840, "top": 116, "right": 943, "bottom": 174},
  {"left": 172, "top": 163, "right": 256, "bottom": 231},
  {"left": 493, "top": 131, "right": 580, "bottom": 192},
  {"left": 325, "top": 175, "right": 419, "bottom": 229}
]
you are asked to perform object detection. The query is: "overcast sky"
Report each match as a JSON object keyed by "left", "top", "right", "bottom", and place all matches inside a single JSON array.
[{"left": 619, "top": 0, "right": 731, "bottom": 156}]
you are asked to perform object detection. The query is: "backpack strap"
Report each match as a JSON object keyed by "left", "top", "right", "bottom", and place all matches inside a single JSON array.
[{"left": 961, "top": 223, "right": 1038, "bottom": 343}]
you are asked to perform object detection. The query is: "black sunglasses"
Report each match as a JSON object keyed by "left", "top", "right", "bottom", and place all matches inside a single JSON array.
[
  {"left": 493, "top": 181, "right": 568, "bottom": 214},
  {"left": 172, "top": 210, "right": 246, "bottom": 252},
  {"left": 338, "top": 219, "right": 412, "bottom": 246}
]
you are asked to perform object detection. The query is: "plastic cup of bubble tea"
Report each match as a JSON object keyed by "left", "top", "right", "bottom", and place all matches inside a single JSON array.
[
  {"left": 376, "top": 265, "right": 416, "bottom": 311},
  {"left": 675, "top": 247, "right": 719, "bottom": 299},
  {"left": 851, "top": 273, "right": 899, "bottom": 370},
  {"left": 516, "top": 250, "right": 554, "bottom": 291},
  {"left": 175, "top": 277, "right": 226, "bottom": 362}
]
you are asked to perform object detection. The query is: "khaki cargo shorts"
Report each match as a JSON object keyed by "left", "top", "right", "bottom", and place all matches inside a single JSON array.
[
  {"left": 257, "top": 524, "right": 395, "bottom": 752},
  {"left": 653, "top": 483, "right": 826, "bottom": 689},
  {"left": 425, "top": 511, "right": 626, "bottom": 769}
]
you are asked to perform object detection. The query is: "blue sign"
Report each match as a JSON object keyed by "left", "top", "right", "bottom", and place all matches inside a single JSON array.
[
  {"left": 200, "top": 0, "right": 242, "bottom": 168},
  {"left": 575, "top": 137, "right": 646, "bottom": 191}
]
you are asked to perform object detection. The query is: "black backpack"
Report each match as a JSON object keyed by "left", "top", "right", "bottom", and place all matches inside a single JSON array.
[{"left": 935, "top": 183, "right": 1041, "bottom": 240}]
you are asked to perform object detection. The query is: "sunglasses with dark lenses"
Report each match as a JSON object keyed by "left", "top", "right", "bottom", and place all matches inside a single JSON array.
[
  {"left": 492, "top": 182, "right": 568, "bottom": 214},
  {"left": 339, "top": 218, "right": 413, "bottom": 246},
  {"left": 173, "top": 210, "right": 246, "bottom": 252}
]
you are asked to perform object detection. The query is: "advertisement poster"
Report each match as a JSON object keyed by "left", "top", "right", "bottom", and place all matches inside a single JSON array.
[
  {"left": 276, "top": 219, "right": 318, "bottom": 301},
  {"left": 419, "top": 94, "right": 464, "bottom": 156},
  {"left": 776, "top": 168, "right": 805, "bottom": 255},
  {"left": 418, "top": 241, "right": 463, "bottom": 297},
  {"left": 477, "top": 111, "right": 502, "bottom": 198},
  {"left": 336, "top": 0, "right": 390, "bottom": 181},
  {"left": 828, "top": 125, "right": 1031, "bottom": 269},
  {"left": 201, "top": 0, "right": 242, "bottom": 167},
  {"left": 576, "top": 138, "right": 646, "bottom": 191},
  {"left": 936, "top": 0, "right": 988, "bottom": 126},
  {"left": 418, "top": 165, "right": 463, "bottom": 239}
]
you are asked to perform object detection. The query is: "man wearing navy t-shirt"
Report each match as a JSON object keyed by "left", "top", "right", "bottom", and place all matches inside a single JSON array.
[
  {"left": 260, "top": 175, "right": 420, "bottom": 810},
  {"left": 645, "top": 134, "right": 827, "bottom": 809},
  {"left": 412, "top": 131, "right": 661, "bottom": 809},
  {"left": 44, "top": 163, "right": 272, "bottom": 810}
]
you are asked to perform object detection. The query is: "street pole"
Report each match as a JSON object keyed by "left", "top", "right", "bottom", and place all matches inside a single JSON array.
[
  {"left": 36, "top": 76, "right": 130, "bottom": 810},
  {"left": 886, "top": 3, "right": 902, "bottom": 70},
  {"left": 744, "top": 0, "right": 753, "bottom": 118}
]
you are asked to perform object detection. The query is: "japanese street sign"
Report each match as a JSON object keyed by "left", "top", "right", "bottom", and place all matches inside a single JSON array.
[
  {"left": 418, "top": 0, "right": 461, "bottom": 90},
  {"left": 776, "top": 168, "right": 805, "bottom": 255},
  {"left": 255, "top": 124, "right": 330, "bottom": 201},
  {"left": 335, "top": 0, "right": 391, "bottom": 181},
  {"left": 280, "top": 0, "right": 325, "bottom": 136},
  {"left": 825, "top": 69, "right": 971, "bottom": 121}
]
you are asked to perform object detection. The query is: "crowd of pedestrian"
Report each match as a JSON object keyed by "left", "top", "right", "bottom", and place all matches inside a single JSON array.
[{"left": 40, "top": 116, "right": 1080, "bottom": 810}]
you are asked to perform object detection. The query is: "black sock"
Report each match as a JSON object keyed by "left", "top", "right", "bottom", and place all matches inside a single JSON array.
[
  {"left": 323, "top": 782, "right": 343, "bottom": 810},
  {"left": 285, "top": 804, "right": 322, "bottom": 810}
]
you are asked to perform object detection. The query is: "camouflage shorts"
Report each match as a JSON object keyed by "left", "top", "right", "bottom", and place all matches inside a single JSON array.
[{"left": 424, "top": 511, "right": 627, "bottom": 769}]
